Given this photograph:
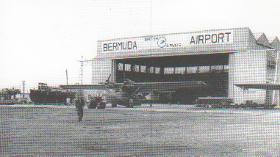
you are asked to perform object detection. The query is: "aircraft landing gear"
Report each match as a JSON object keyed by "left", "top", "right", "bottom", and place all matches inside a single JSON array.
[
  {"left": 88, "top": 96, "right": 106, "bottom": 109},
  {"left": 112, "top": 103, "right": 117, "bottom": 108},
  {"left": 128, "top": 99, "right": 134, "bottom": 108},
  {"left": 88, "top": 99, "right": 97, "bottom": 109},
  {"left": 97, "top": 102, "right": 106, "bottom": 109}
]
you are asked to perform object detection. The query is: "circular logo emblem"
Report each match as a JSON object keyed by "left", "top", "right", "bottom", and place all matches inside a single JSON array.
[{"left": 157, "top": 37, "right": 167, "bottom": 48}]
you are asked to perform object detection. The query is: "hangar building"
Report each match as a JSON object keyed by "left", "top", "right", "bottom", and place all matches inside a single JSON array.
[{"left": 92, "top": 27, "right": 280, "bottom": 105}]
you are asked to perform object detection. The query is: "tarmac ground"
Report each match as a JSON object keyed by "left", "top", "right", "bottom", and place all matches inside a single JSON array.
[{"left": 1, "top": 104, "right": 280, "bottom": 156}]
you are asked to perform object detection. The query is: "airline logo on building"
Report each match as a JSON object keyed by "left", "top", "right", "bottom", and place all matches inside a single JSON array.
[{"left": 101, "top": 30, "right": 233, "bottom": 52}]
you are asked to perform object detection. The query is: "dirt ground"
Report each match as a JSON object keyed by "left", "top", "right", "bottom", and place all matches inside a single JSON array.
[{"left": 1, "top": 105, "right": 280, "bottom": 156}]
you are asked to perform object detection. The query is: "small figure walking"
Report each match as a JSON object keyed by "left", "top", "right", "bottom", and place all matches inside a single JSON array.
[{"left": 74, "top": 93, "right": 85, "bottom": 122}]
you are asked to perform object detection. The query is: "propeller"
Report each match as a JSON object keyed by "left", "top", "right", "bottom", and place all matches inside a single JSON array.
[
  {"left": 123, "top": 78, "right": 135, "bottom": 87},
  {"left": 99, "top": 74, "right": 116, "bottom": 89},
  {"left": 105, "top": 74, "right": 111, "bottom": 84}
]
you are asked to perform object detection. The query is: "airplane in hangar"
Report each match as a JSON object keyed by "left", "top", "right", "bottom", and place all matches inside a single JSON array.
[{"left": 61, "top": 74, "right": 208, "bottom": 108}]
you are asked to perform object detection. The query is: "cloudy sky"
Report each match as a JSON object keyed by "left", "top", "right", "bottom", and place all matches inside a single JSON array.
[{"left": 1, "top": 0, "right": 280, "bottom": 91}]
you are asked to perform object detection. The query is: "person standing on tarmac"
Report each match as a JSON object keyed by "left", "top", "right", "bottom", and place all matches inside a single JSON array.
[{"left": 74, "top": 93, "right": 85, "bottom": 122}]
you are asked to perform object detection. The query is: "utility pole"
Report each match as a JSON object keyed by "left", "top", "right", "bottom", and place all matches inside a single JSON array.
[
  {"left": 22, "top": 80, "right": 25, "bottom": 98},
  {"left": 65, "top": 69, "right": 69, "bottom": 85},
  {"left": 79, "top": 56, "right": 84, "bottom": 85}
]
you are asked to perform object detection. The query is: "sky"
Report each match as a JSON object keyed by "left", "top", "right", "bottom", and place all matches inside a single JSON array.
[{"left": 1, "top": 0, "right": 280, "bottom": 92}]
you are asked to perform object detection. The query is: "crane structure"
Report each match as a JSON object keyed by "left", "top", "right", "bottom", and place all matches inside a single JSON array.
[{"left": 78, "top": 56, "right": 94, "bottom": 85}]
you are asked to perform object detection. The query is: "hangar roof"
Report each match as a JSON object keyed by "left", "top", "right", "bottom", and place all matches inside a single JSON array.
[
  {"left": 254, "top": 33, "right": 273, "bottom": 48},
  {"left": 270, "top": 37, "right": 280, "bottom": 50}
]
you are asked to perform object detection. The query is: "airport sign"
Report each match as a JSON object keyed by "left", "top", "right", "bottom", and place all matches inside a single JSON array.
[{"left": 100, "top": 30, "right": 234, "bottom": 53}]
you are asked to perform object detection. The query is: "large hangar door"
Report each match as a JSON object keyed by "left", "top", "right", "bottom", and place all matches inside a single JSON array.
[{"left": 115, "top": 53, "right": 229, "bottom": 104}]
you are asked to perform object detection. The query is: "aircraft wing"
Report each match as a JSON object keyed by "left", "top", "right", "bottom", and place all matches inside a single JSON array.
[
  {"left": 60, "top": 81, "right": 207, "bottom": 93},
  {"left": 60, "top": 84, "right": 110, "bottom": 90},
  {"left": 126, "top": 81, "right": 207, "bottom": 93}
]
